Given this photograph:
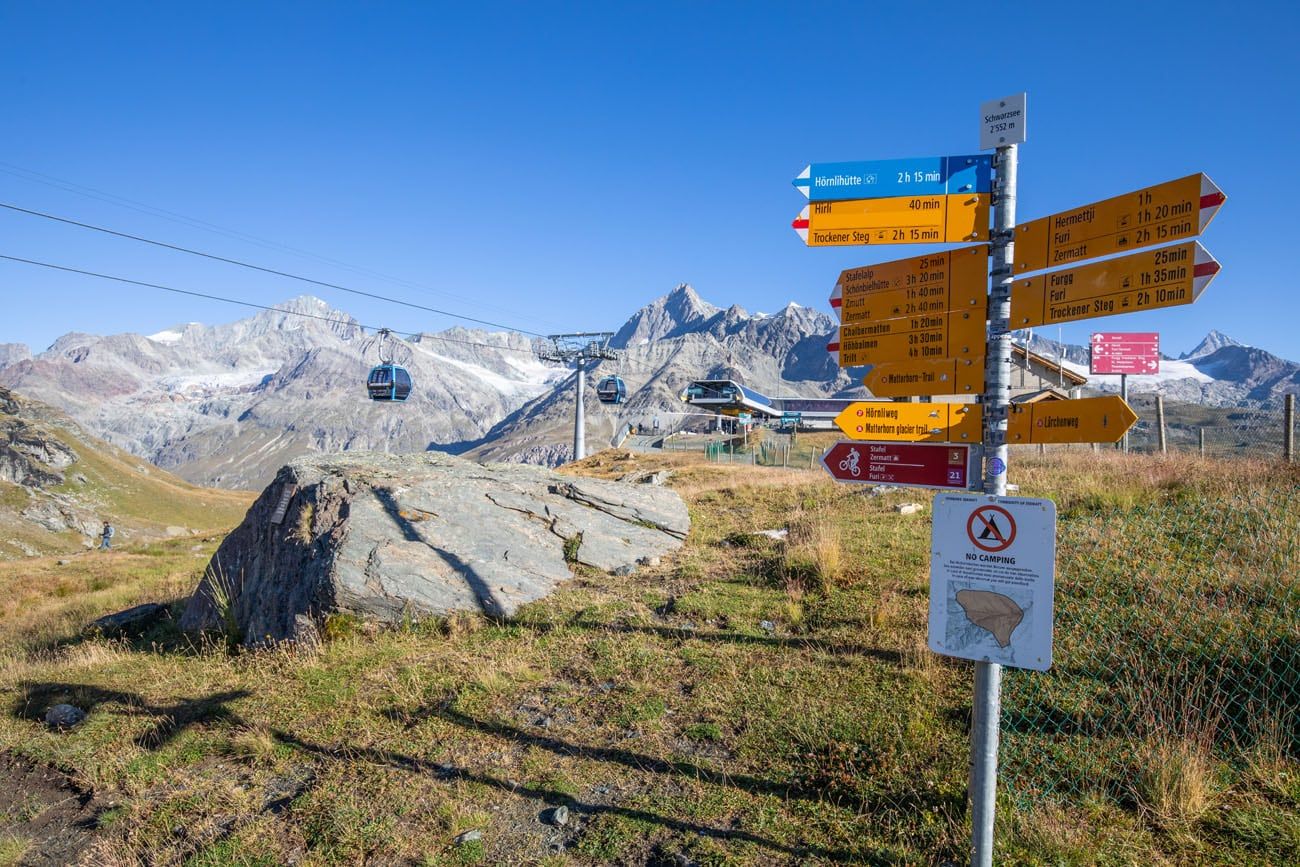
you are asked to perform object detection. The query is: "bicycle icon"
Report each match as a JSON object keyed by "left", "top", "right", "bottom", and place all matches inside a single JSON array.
[{"left": 838, "top": 448, "right": 862, "bottom": 477}]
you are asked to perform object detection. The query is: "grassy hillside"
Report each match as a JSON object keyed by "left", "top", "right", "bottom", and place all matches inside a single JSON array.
[
  {"left": 0, "top": 388, "right": 253, "bottom": 559},
  {"left": 0, "top": 450, "right": 1296, "bottom": 865}
]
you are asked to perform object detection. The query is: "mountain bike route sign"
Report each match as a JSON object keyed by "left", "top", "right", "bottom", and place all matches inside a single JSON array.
[
  {"left": 820, "top": 440, "right": 979, "bottom": 490},
  {"left": 928, "top": 493, "right": 1056, "bottom": 670}
]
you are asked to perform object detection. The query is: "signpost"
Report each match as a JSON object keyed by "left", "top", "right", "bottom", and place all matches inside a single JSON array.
[
  {"left": 928, "top": 493, "right": 1056, "bottom": 670},
  {"left": 831, "top": 246, "right": 988, "bottom": 325},
  {"left": 821, "top": 441, "right": 980, "bottom": 489},
  {"left": 864, "top": 356, "right": 985, "bottom": 398},
  {"left": 1013, "top": 174, "right": 1225, "bottom": 273},
  {"left": 1090, "top": 332, "right": 1160, "bottom": 454},
  {"left": 791, "top": 91, "right": 1223, "bottom": 867},
  {"left": 980, "top": 92, "right": 1027, "bottom": 150},
  {"left": 793, "top": 194, "right": 990, "bottom": 246},
  {"left": 793, "top": 155, "right": 991, "bottom": 201},
  {"left": 1091, "top": 332, "right": 1160, "bottom": 375},
  {"left": 1010, "top": 241, "right": 1221, "bottom": 328},
  {"left": 833, "top": 401, "right": 981, "bottom": 443},
  {"left": 830, "top": 309, "right": 986, "bottom": 367},
  {"left": 1005, "top": 396, "right": 1138, "bottom": 445}
]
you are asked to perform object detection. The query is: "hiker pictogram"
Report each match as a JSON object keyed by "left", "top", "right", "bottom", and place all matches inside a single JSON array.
[{"left": 967, "top": 504, "right": 1017, "bottom": 552}]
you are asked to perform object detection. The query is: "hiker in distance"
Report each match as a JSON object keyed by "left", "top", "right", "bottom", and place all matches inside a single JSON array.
[{"left": 99, "top": 521, "right": 115, "bottom": 551}]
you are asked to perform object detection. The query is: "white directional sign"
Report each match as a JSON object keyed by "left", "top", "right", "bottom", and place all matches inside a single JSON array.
[{"left": 928, "top": 494, "right": 1056, "bottom": 670}]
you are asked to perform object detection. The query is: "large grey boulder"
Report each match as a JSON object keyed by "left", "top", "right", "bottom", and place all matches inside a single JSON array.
[{"left": 180, "top": 452, "right": 689, "bottom": 645}]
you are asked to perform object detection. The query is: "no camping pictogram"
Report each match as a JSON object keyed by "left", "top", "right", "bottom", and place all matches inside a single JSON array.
[{"left": 967, "top": 504, "right": 1016, "bottom": 552}]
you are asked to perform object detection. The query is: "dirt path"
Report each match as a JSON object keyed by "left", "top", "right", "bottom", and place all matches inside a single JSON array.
[{"left": 0, "top": 753, "right": 102, "bottom": 866}]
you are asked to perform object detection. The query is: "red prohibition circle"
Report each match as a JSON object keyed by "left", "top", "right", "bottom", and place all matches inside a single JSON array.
[{"left": 967, "top": 505, "right": 1016, "bottom": 552}]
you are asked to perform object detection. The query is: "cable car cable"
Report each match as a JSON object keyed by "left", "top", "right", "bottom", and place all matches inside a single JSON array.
[
  {"left": 0, "top": 162, "right": 570, "bottom": 331},
  {"left": 0, "top": 201, "right": 549, "bottom": 337},
  {"left": 0, "top": 253, "right": 544, "bottom": 356}
]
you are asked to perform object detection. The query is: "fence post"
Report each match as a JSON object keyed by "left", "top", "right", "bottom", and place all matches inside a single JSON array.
[
  {"left": 1199, "top": 427, "right": 1206, "bottom": 458},
  {"left": 1156, "top": 395, "right": 1166, "bottom": 454},
  {"left": 1286, "top": 394, "right": 1295, "bottom": 463}
]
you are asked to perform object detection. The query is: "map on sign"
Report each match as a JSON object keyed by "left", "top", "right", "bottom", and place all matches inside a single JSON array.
[{"left": 929, "top": 494, "right": 1056, "bottom": 670}]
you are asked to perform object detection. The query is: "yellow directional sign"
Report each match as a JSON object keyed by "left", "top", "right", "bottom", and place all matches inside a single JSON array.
[
  {"left": 1010, "top": 241, "right": 1221, "bottom": 328},
  {"left": 832, "top": 309, "right": 985, "bottom": 367},
  {"left": 794, "top": 193, "right": 989, "bottom": 247},
  {"left": 1007, "top": 396, "right": 1137, "bottom": 444},
  {"left": 834, "top": 401, "right": 982, "bottom": 443},
  {"left": 832, "top": 246, "right": 988, "bottom": 324},
  {"left": 865, "top": 357, "right": 985, "bottom": 398},
  {"left": 1014, "top": 174, "right": 1225, "bottom": 273}
]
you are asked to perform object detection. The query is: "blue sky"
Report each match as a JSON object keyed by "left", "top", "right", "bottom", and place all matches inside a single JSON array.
[{"left": 2, "top": 1, "right": 1298, "bottom": 360}]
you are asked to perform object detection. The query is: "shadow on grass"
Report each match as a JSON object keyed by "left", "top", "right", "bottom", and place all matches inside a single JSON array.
[
  {"left": 385, "top": 701, "right": 969, "bottom": 840},
  {"left": 269, "top": 728, "right": 878, "bottom": 864},
  {"left": 516, "top": 615, "right": 903, "bottom": 664},
  {"left": 11, "top": 682, "right": 250, "bottom": 750}
]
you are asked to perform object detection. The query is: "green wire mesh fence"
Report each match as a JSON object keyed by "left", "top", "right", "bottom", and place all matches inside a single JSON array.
[{"left": 1000, "top": 484, "right": 1300, "bottom": 812}]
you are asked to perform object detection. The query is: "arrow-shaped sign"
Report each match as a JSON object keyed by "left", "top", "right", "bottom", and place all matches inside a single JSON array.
[
  {"left": 1006, "top": 396, "right": 1138, "bottom": 444},
  {"left": 793, "top": 155, "right": 992, "bottom": 202},
  {"left": 1011, "top": 241, "right": 1220, "bottom": 328},
  {"left": 829, "top": 309, "right": 986, "bottom": 368},
  {"left": 831, "top": 246, "right": 988, "bottom": 324},
  {"left": 834, "top": 401, "right": 982, "bottom": 443},
  {"left": 794, "top": 194, "right": 989, "bottom": 247},
  {"left": 1014, "top": 174, "right": 1225, "bottom": 273},
  {"left": 820, "top": 440, "right": 980, "bottom": 490},
  {"left": 833, "top": 396, "right": 1139, "bottom": 445},
  {"left": 865, "top": 357, "right": 985, "bottom": 398}
]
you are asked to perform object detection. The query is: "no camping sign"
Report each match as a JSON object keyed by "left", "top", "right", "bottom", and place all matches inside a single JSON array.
[{"left": 928, "top": 493, "right": 1057, "bottom": 670}]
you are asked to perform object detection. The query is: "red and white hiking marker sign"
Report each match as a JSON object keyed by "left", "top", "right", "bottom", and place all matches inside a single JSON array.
[
  {"left": 967, "top": 505, "right": 1016, "bottom": 552},
  {"left": 929, "top": 494, "right": 1057, "bottom": 671}
]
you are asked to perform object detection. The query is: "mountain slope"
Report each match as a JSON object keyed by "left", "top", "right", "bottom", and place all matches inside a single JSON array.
[
  {"left": 0, "top": 297, "right": 566, "bottom": 488},
  {"left": 464, "top": 295, "right": 864, "bottom": 465},
  {"left": 0, "top": 386, "right": 252, "bottom": 559},
  {"left": 1018, "top": 331, "right": 1300, "bottom": 407}
]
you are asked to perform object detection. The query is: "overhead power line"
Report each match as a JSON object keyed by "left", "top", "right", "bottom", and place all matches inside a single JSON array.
[
  {"left": 0, "top": 201, "right": 548, "bottom": 337},
  {"left": 0, "top": 253, "right": 541, "bottom": 356},
  {"left": 0, "top": 160, "right": 569, "bottom": 331}
]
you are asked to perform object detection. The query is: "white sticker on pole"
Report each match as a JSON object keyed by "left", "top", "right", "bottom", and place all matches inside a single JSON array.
[
  {"left": 980, "top": 92, "right": 1027, "bottom": 150},
  {"left": 928, "top": 493, "right": 1055, "bottom": 670}
]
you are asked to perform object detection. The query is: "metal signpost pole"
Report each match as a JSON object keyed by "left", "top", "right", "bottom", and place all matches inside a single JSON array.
[
  {"left": 973, "top": 140, "right": 1017, "bottom": 867},
  {"left": 1120, "top": 374, "right": 1129, "bottom": 453}
]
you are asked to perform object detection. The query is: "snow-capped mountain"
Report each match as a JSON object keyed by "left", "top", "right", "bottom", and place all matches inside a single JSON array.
[
  {"left": 4, "top": 287, "right": 1296, "bottom": 488},
  {"left": 0, "top": 296, "right": 567, "bottom": 488},
  {"left": 1017, "top": 331, "right": 1299, "bottom": 407}
]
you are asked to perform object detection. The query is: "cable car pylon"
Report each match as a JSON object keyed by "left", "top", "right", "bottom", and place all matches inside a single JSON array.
[{"left": 535, "top": 332, "right": 619, "bottom": 461}]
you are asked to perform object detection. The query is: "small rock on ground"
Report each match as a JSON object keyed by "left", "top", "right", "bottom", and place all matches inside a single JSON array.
[
  {"left": 453, "top": 829, "right": 483, "bottom": 845},
  {"left": 86, "top": 602, "right": 167, "bottom": 636},
  {"left": 894, "top": 503, "right": 924, "bottom": 515},
  {"left": 44, "top": 704, "right": 86, "bottom": 729},
  {"left": 544, "top": 805, "right": 570, "bottom": 826}
]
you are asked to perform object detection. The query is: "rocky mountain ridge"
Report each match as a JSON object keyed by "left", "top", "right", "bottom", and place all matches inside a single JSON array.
[
  {"left": 1017, "top": 331, "right": 1300, "bottom": 406},
  {"left": 4, "top": 288, "right": 1297, "bottom": 488}
]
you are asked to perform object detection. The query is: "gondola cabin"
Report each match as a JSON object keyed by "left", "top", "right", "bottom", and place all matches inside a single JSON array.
[
  {"left": 595, "top": 375, "right": 627, "bottom": 404},
  {"left": 367, "top": 364, "right": 412, "bottom": 402}
]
